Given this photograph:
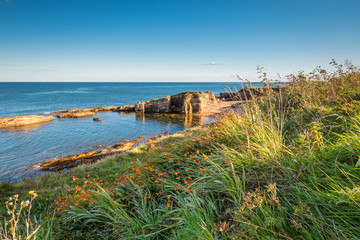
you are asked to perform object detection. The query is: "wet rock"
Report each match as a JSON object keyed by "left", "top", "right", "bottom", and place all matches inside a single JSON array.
[
  {"left": 135, "top": 91, "right": 216, "bottom": 114},
  {"left": 93, "top": 117, "right": 102, "bottom": 121},
  {"left": 0, "top": 115, "right": 55, "bottom": 128},
  {"left": 96, "top": 145, "right": 102, "bottom": 148}
]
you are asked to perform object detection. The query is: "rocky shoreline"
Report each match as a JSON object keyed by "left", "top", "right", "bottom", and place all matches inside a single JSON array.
[
  {"left": 0, "top": 87, "right": 275, "bottom": 129},
  {"left": 2, "top": 87, "right": 280, "bottom": 172}
]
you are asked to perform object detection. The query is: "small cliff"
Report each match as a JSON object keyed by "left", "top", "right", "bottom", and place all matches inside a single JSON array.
[{"left": 135, "top": 91, "right": 217, "bottom": 114}]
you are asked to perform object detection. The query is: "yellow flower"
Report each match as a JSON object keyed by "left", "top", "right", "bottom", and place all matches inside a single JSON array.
[{"left": 29, "top": 190, "right": 38, "bottom": 197}]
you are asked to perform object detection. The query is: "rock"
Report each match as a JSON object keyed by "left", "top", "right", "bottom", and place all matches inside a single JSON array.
[
  {"left": 96, "top": 145, "right": 102, "bottom": 148},
  {"left": 93, "top": 117, "right": 102, "bottom": 121},
  {"left": 114, "top": 105, "right": 136, "bottom": 112},
  {"left": 52, "top": 108, "right": 96, "bottom": 114},
  {"left": 219, "top": 86, "right": 284, "bottom": 101},
  {"left": 37, "top": 139, "right": 140, "bottom": 171},
  {"left": 52, "top": 106, "right": 117, "bottom": 118},
  {"left": 93, "top": 106, "right": 117, "bottom": 112},
  {"left": 0, "top": 115, "right": 55, "bottom": 128},
  {"left": 57, "top": 111, "right": 97, "bottom": 118},
  {"left": 135, "top": 91, "right": 216, "bottom": 114}
]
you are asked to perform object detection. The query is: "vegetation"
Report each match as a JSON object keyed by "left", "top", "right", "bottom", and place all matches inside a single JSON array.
[{"left": 1, "top": 60, "right": 360, "bottom": 239}]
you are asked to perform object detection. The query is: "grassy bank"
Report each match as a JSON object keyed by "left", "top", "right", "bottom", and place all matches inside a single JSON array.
[{"left": 1, "top": 60, "right": 360, "bottom": 239}]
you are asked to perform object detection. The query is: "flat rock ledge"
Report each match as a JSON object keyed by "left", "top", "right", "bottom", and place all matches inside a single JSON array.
[
  {"left": 52, "top": 105, "right": 135, "bottom": 118},
  {"left": 57, "top": 111, "right": 97, "bottom": 118},
  {"left": 35, "top": 138, "right": 140, "bottom": 171},
  {"left": 0, "top": 115, "right": 55, "bottom": 128}
]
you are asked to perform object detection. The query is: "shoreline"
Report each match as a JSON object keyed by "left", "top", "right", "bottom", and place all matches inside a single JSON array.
[{"left": 32, "top": 100, "right": 240, "bottom": 173}]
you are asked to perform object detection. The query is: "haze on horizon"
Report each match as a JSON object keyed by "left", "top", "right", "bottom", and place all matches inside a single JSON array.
[{"left": 0, "top": 0, "right": 359, "bottom": 82}]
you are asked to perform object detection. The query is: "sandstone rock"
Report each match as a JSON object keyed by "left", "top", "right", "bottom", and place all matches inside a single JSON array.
[
  {"left": 52, "top": 106, "right": 117, "bottom": 117},
  {"left": 93, "top": 117, "right": 102, "bottom": 121},
  {"left": 57, "top": 111, "right": 97, "bottom": 118},
  {"left": 114, "top": 105, "right": 135, "bottom": 112},
  {"left": 96, "top": 145, "right": 102, "bottom": 148},
  {"left": 0, "top": 115, "right": 55, "bottom": 128},
  {"left": 52, "top": 108, "right": 95, "bottom": 114},
  {"left": 135, "top": 91, "right": 216, "bottom": 114},
  {"left": 37, "top": 139, "right": 140, "bottom": 171},
  {"left": 93, "top": 106, "right": 117, "bottom": 112}
]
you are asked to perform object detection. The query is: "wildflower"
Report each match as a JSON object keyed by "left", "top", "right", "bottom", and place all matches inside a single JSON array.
[{"left": 28, "top": 190, "right": 38, "bottom": 197}]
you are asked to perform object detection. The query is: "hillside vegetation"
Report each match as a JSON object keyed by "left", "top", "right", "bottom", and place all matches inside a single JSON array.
[{"left": 1, "top": 60, "right": 360, "bottom": 239}]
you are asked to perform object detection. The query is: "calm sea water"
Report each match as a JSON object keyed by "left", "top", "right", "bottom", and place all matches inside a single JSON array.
[{"left": 0, "top": 82, "right": 254, "bottom": 182}]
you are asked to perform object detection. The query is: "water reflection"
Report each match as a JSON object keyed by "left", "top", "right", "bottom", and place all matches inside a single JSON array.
[
  {"left": 0, "top": 120, "right": 54, "bottom": 133},
  {"left": 135, "top": 113, "right": 209, "bottom": 128}
]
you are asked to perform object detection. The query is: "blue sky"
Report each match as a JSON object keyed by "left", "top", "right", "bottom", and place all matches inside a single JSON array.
[{"left": 0, "top": 0, "right": 359, "bottom": 82}]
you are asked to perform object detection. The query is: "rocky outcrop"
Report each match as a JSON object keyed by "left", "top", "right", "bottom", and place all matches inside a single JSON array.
[
  {"left": 135, "top": 91, "right": 217, "bottom": 114},
  {"left": 114, "top": 105, "right": 136, "bottom": 112},
  {"left": 37, "top": 139, "right": 140, "bottom": 171},
  {"left": 52, "top": 106, "right": 133, "bottom": 118},
  {"left": 57, "top": 111, "right": 97, "bottom": 118},
  {"left": 52, "top": 106, "right": 115, "bottom": 119},
  {"left": 52, "top": 108, "right": 96, "bottom": 114},
  {"left": 0, "top": 115, "right": 55, "bottom": 128},
  {"left": 219, "top": 86, "right": 283, "bottom": 101}
]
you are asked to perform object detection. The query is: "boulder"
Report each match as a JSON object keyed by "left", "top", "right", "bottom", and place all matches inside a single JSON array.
[
  {"left": 0, "top": 115, "right": 55, "bottom": 128},
  {"left": 135, "top": 91, "right": 216, "bottom": 114},
  {"left": 93, "top": 117, "right": 102, "bottom": 121}
]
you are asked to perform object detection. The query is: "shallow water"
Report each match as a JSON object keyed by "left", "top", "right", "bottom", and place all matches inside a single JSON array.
[{"left": 0, "top": 82, "right": 258, "bottom": 182}]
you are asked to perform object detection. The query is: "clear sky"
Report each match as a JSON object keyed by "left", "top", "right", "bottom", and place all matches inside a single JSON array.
[{"left": 0, "top": 0, "right": 359, "bottom": 82}]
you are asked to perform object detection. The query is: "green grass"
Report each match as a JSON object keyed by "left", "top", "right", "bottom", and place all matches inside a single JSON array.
[{"left": 1, "top": 60, "right": 360, "bottom": 239}]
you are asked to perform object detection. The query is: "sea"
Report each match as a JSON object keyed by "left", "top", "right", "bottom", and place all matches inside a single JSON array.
[{"left": 0, "top": 82, "right": 258, "bottom": 182}]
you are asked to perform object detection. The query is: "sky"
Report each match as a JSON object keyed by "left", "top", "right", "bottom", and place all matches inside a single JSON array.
[{"left": 0, "top": 0, "right": 359, "bottom": 82}]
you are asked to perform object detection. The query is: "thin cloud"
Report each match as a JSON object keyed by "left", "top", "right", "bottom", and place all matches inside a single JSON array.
[
  {"left": 204, "top": 61, "right": 223, "bottom": 66},
  {"left": 0, "top": 0, "right": 13, "bottom": 5}
]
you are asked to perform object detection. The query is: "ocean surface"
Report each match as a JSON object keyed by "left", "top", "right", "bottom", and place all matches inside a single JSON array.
[{"left": 0, "top": 82, "right": 257, "bottom": 182}]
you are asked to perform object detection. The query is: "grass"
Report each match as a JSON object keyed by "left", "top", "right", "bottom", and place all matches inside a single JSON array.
[{"left": 1, "top": 60, "right": 360, "bottom": 239}]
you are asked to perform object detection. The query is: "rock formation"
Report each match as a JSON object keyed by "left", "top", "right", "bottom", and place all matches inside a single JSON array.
[
  {"left": 219, "top": 86, "right": 284, "bottom": 101},
  {"left": 93, "top": 117, "right": 102, "bottom": 121},
  {"left": 135, "top": 91, "right": 216, "bottom": 114},
  {"left": 0, "top": 115, "right": 55, "bottom": 128},
  {"left": 114, "top": 105, "right": 135, "bottom": 112},
  {"left": 52, "top": 105, "right": 134, "bottom": 118},
  {"left": 56, "top": 111, "right": 97, "bottom": 118},
  {"left": 37, "top": 139, "right": 140, "bottom": 171}
]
